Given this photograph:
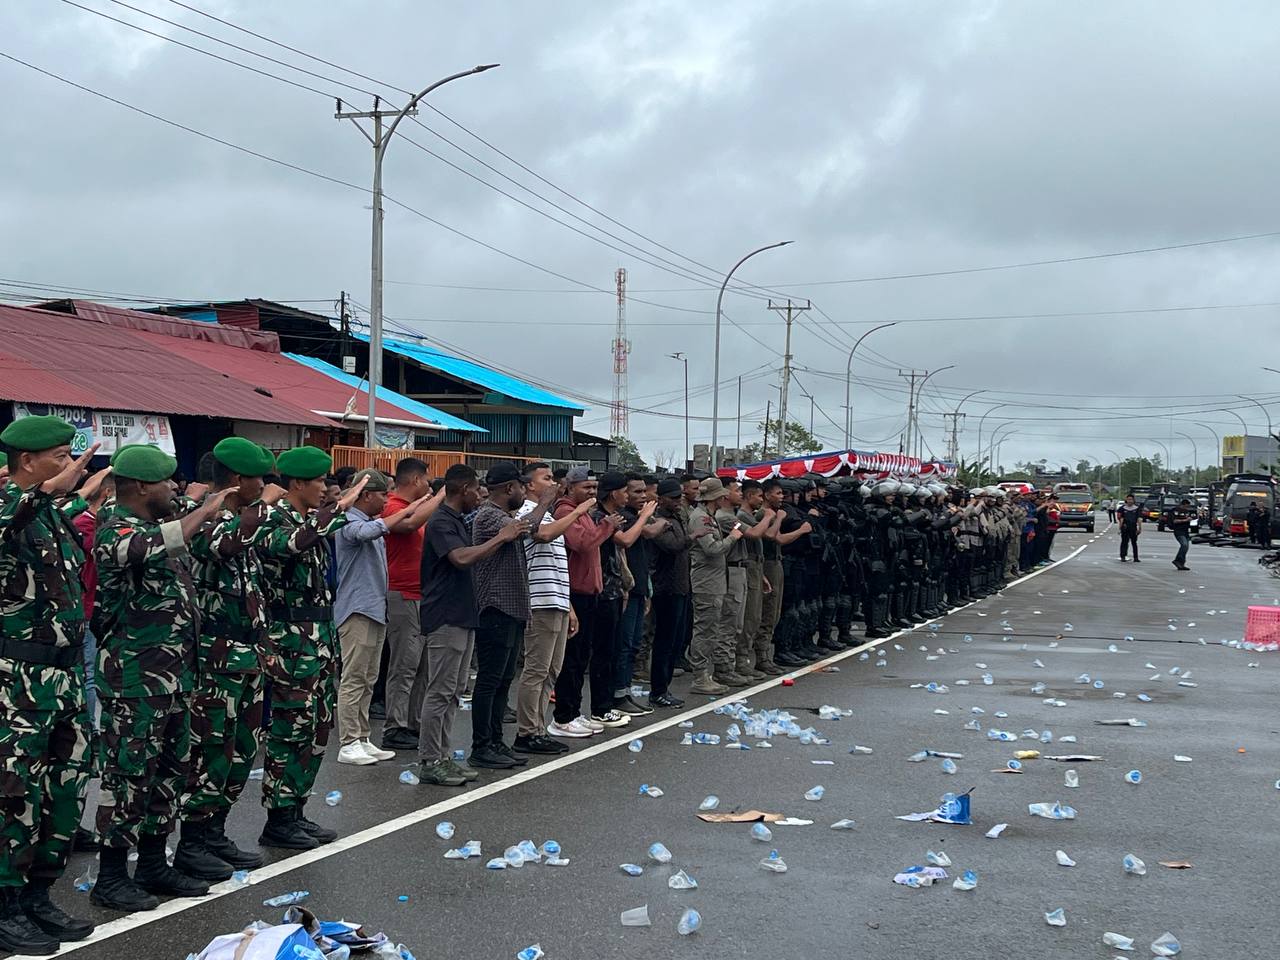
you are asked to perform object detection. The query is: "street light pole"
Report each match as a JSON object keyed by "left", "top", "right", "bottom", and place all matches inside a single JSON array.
[
  {"left": 1175, "top": 431, "right": 1199, "bottom": 480},
  {"left": 670, "top": 352, "right": 688, "bottom": 469},
  {"left": 1151, "top": 439, "right": 1172, "bottom": 482},
  {"left": 911, "top": 364, "right": 955, "bottom": 462},
  {"left": 337, "top": 64, "right": 499, "bottom": 445},
  {"left": 1124, "top": 444, "right": 1144, "bottom": 486},
  {"left": 710, "top": 241, "right": 792, "bottom": 472},
  {"left": 1106, "top": 448, "right": 1126, "bottom": 492},
  {"left": 975, "top": 403, "right": 1009, "bottom": 466},
  {"left": 843, "top": 321, "right": 897, "bottom": 448},
  {"left": 1185, "top": 421, "right": 1222, "bottom": 479}
]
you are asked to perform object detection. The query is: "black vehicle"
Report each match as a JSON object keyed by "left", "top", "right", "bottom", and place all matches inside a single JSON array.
[
  {"left": 1140, "top": 494, "right": 1163, "bottom": 524},
  {"left": 1156, "top": 493, "right": 1195, "bottom": 532},
  {"left": 1219, "top": 473, "right": 1277, "bottom": 543}
]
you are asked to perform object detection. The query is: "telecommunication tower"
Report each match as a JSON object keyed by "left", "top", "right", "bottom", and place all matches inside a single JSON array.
[{"left": 610, "top": 267, "right": 630, "bottom": 435}]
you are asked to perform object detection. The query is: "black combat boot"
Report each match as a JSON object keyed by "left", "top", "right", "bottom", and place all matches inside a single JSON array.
[
  {"left": 172, "top": 818, "right": 234, "bottom": 881},
  {"left": 133, "top": 832, "right": 210, "bottom": 898},
  {"left": 295, "top": 802, "right": 337, "bottom": 845},
  {"left": 19, "top": 878, "right": 93, "bottom": 941},
  {"left": 258, "top": 806, "right": 319, "bottom": 850},
  {"left": 0, "top": 887, "right": 59, "bottom": 954},
  {"left": 204, "top": 809, "right": 264, "bottom": 869},
  {"left": 90, "top": 846, "right": 160, "bottom": 912}
]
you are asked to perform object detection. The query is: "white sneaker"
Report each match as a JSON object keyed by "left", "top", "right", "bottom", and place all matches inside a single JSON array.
[
  {"left": 547, "top": 719, "right": 593, "bottom": 739},
  {"left": 590, "top": 710, "right": 631, "bottom": 728},
  {"left": 360, "top": 739, "right": 395, "bottom": 761},
  {"left": 337, "top": 741, "right": 377, "bottom": 765},
  {"left": 576, "top": 715, "right": 605, "bottom": 733}
]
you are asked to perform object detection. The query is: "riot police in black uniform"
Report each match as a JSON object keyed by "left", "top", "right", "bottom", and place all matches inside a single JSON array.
[{"left": 862, "top": 479, "right": 900, "bottom": 638}]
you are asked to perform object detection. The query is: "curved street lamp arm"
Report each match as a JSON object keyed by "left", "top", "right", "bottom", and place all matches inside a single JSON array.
[{"left": 843, "top": 322, "right": 897, "bottom": 447}]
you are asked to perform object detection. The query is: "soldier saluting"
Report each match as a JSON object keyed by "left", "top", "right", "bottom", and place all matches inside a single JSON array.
[{"left": 0, "top": 416, "right": 108, "bottom": 954}]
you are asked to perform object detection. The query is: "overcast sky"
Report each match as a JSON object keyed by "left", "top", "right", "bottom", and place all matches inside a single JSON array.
[{"left": 4, "top": 0, "right": 1280, "bottom": 471}]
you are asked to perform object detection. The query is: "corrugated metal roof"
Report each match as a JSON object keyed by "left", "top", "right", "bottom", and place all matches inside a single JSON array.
[
  {"left": 355, "top": 333, "right": 584, "bottom": 414},
  {"left": 0, "top": 304, "right": 333, "bottom": 427},
  {"left": 284, "top": 353, "right": 487, "bottom": 434}
]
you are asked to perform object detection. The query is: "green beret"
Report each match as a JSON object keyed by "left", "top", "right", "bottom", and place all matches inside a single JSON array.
[
  {"left": 276, "top": 446, "right": 332, "bottom": 481},
  {"left": 351, "top": 467, "right": 389, "bottom": 493},
  {"left": 257, "top": 445, "right": 277, "bottom": 475},
  {"left": 213, "top": 437, "right": 267, "bottom": 477},
  {"left": 112, "top": 444, "right": 178, "bottom": 483},
  {"left": 0, "top": 415, "right": 77, "bottom": 452}
]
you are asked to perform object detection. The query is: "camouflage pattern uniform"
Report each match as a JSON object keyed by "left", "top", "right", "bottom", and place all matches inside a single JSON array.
[
  {"left": 181, "top": 501, "right": 269, "bottom": 822},
  {"left": 92, "top": 505, "right": 198, "bottom": 848},
  {"left": 255, "top": 502, "right": 346, "bottom": 810},
  {"left": 0, "top": 483, "right": 92, "bottom": 889}
]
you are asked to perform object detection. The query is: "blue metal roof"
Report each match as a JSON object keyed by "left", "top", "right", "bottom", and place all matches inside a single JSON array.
[
  {"left": 354, "top": 333, "right": 584, "bottom": 414},
  {"left": 284, "top": 353, "right": 487, "bottom": 434}
]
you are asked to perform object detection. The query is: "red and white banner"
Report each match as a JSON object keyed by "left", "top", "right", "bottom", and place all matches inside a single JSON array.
[{"left": 716, "top": 449, "right": 956, "bottom": 481}]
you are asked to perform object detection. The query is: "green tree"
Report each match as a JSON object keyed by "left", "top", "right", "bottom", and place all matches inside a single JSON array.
[
  {"left": 611, "top": 435, "right": 648, "bottom": 472},
  {"left": 735, "top": 418, "right": 824, "bottom": 463}
]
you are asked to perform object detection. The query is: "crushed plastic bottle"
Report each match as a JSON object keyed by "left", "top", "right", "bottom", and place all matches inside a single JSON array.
[
  {"left": 1125, "top": 769, "right": 1142, "bottom": 784},
  {"left": 851, "top": 744, "right": 874, "bottom": 754},
  {"left": 830, "top": 819, "right": 856, "bottom": 830},
  {"left": 963, "top": 719, "right": 982, "bottom": 732},
  {"left": 648, "top": 842, "right": 672, "bottom": 864},
  {"left": 628, "top": 739, "right": 643, "bottom": 753},
  {"left": 667, "top": 869, "right": 698, "bottom": 890},
  {"left": 324, "top": 791, "right": 342, "bottom": 807},
  {"left": 639, "top": 784, "right": 664, "bottom": 798},
  {"left": 691, "top": 734, "right": 721, "bottom": 745},
  {"left": 516, "top": 945, "right": 544, "bottom": 960},
  {"left": 699, "top": 795, "right": 720, "bottom": 811},
  {"left": 925, "top": 682, "right": 949, "bottom": 694},
  {"left": 229, "top": 870, "right": 251, "bottom": 888},
  {"left": 539, "top": 840, "right": 561, "bottom": 858},
  {"left": 1044, "top": 907, "right": 1067, "bottom": 927},
  {"left": 516, "top": 840, "right": 540, "bottom": 864},
  {"left": 987, "top": 729, "right": 1017, "bottom": 742},
  {"left": 907, "top": 750, "right": 928, "bottom": 762},
  {"left": 1102, "top": 931, "right": 1135, "bottom": 951},
  {"left": 941, "top": 758, "right": 957, "bottom": 775},
  {"left": 399, "top": 770, "right": 419, "bottom": 785},
  {"left": 619, "top": 863, "right": 643, "bottom": 876},
  {"left": 503, "top": 846, "right": 524, "bottom": 868},
  {"left": 620, "top": 905, "right": 651, "bottom": 927},
  {"left": 952, "top": 869, "right": 977, "bottom": 891},
  {"left": 453, "top": 749, "right": 466, "bottom": 761},
  {"left": 1151, "top": 932, "right": 1181, "bottom": 956},
  {"left": 263, "top": 891, "right": 310, "bottom": 907},
  {"left": 804, "top": 785, "right": 825, "bottom": 801},
  {"left": 751, "top": 823, "right": 773, "bottom": 842},
  {"left": 677, "top": 908, "right": 702, "bottom": 936},
  {"left": 985, "top": 823, "right": 1008, "bottom": 838},
  {"left": 1122, "top": 854, "right": 1147, "bottom": 876},
  {"left": 1007, "top": 759, "right": 1023, "bottom": 771},
  {"left": 1028, "top": 802, "right": 1077, "bottom": 820},
  {"left": 1030, "top": 682, "right": 1046, "bottom": 695},
  {"left": 1032, "top": 660, "right": 1045, "bottom": 670},
  {"left": 981, "top": 673, "right": 994, "bottom": 685},
  {"left": 1064, "top": 769, "right": 1079, "bottom": 788},
  {"left": 435, "top": 821, "right": 455, "bottom": 841},
  {"left": 1055, "top": 850, "right": 1076, "bottom": 867},
  {"left": 926, "top": 850, "right": 951, "bottom": 867},
  {"left": 758, "top": 849, "right": 788, "bottom": 873},
  {"left": 73, "top": 863, "right": 96, "bottom": 892}
]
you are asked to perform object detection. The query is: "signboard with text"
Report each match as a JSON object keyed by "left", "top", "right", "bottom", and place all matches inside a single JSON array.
[
  {"left": 12, "top": 403, "right": 95, "bottom": 454},
  {"left": 92, "top": 411, "right": 175, "bottom": 454}
]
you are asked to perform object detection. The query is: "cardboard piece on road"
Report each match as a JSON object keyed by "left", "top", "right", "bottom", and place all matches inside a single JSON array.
[
  {"left": 1158, "top": 860, "right": 1193, "bottom": 869},
  {"left": 697, "top": 810, "right": 784, "bottom": 824}
]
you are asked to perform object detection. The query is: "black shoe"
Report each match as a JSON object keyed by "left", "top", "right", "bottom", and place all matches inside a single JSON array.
[
  {"left": 648, "top": 693, "right": 678, "bottom": 708},
  {"left": 816, "top": 638, "right": 843, "bottom": 652},
  {"left": 133, "top": 834, "right": 210, "bottom": 898},
  {"left": 19, "top": 881, "right": 92, "bottom": 941},
  {"left": 203, "top": 810, "right": 263, "bottom": 869},
  {"left": 468, "top": 746, "right": 517, "bottom": 769},
  {"left": 615, "top": 694, "right": 655, "bottom": 716},
  {"left": 512, "top": 735, "right": 562, "bottom": 755},
  {"left": 368, "top": 701, "right": 386, "bottom": 721},
  {"left": 172, "top": 820, "right": 234, "bottom": 881},
  {"left": 296, "top": 804, "right": 338, "bottom": 844},
  {"left": 774, "top": 651, "right": 804, "bottom": 667},
  {"left": 380, "top": 727, "right": 420, "bottom": 751},
  {"left": 0, "top": 889, "right": 59, "bottom": 954},
  {"left": 90, "top": 848, "right": 160, "bottom": 912},
  {"left": 1133, "top": 558, "right": 1141, "bottom": 563},
  {"left": 71, "top": 826, "right": 99, "bottom": 852},
  {"left": 258, "top": 806, "right": 320, "bottom": 850},
  {"left": 864, "top": 627, "right": 889, "bottom": 640},
  {"left": 492, "top": 742, "right": 528, "bottom": 766}
]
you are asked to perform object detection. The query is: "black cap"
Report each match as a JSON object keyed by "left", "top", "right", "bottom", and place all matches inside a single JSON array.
[
  {"left": 486, "top": 461, "right": 524, "bottom": 486},
  {"left": 657, "top": 477, "right": 682, "bottom": 497},
  {"left": 598, "top": 471, "right": 627, "bottom": 495}
]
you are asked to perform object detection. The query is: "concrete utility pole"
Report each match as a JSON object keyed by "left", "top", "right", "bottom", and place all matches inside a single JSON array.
[
  {"left": 763, "top": 399, "right": 772, "bottom": 459},
  {"left": 942, "top": 411, "right": 965, "bottom": 463},
  {"left": 898, "top": 369, "right": 919, "bottom": 455},
  {"left": 767, "top": 298, "right": 811, "bottom": 457},
  {"left": 908, "top": 365, "right": 954, "bottom": 460},
  {"left": 336, "top": 64, "right": 498, "bottom": 445}
]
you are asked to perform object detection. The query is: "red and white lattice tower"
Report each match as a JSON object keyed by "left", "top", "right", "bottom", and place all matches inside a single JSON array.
[{"left": 610, "top": 267, "right": 630, "bottom": 435}]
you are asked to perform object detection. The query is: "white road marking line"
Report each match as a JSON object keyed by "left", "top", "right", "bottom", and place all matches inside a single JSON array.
[{"left": 50, "top": 539, "right": 1089, "bottom": 955}]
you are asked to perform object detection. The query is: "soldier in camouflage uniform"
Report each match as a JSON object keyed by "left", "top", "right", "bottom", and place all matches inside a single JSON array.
[
  {"left": 91, "top": 444, "right": 232, "bottom": 912},
  {"left": 255, "top": 447, "right": 365, "bottom": 850},
  {"left": 0, "top": 417, "right": 105, "bottom": 954},
  {"left": 173, "top": 438, "right": 284, "bottom": 881}
]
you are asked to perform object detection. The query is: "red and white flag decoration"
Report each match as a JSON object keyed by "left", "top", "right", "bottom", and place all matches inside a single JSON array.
[{"left": 717, "top": 449, "right": 956, "bottom": 481}]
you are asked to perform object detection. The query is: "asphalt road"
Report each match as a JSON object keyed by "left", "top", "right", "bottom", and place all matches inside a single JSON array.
[{"left": 42, "top": 519, "right": 1280, "bottom": 960}]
